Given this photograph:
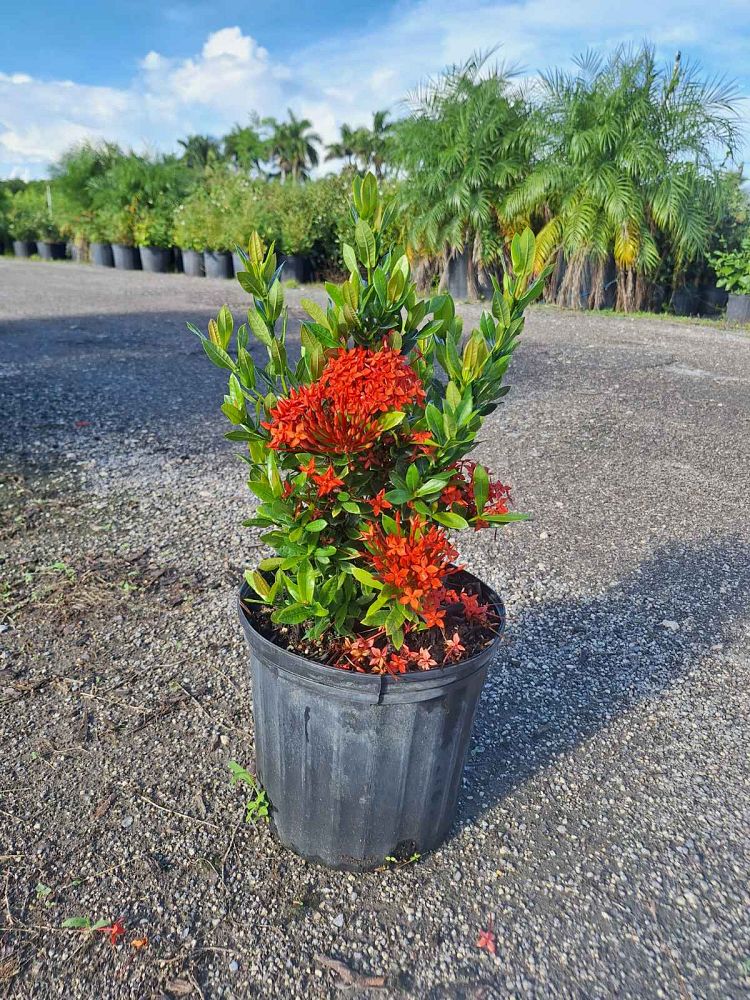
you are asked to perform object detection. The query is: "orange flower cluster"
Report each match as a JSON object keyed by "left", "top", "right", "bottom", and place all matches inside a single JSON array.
[
  {"left": 264, "top": 346, "right": 425, "bottom": 455},
  {"left": 361, "top": 514, "right": 459, "bottom": 616}
]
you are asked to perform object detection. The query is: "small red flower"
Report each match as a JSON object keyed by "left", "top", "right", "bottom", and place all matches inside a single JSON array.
[
  {"left": 96, "top": 919, "right": 126, "bottom": 946},
  {"left": 299, "top": 457, "right": 317, "bottom": 476},
  {"left": 386, "top": 652, "right": 409, "bottom": 674},
  {"left": 368, "top": 645, "right": 389, "bottom": 673},
  {"left": 367, "top": 490, "right": 392, "bottom": 516},
  {"left": 444, "top": 632, "right": 466, "bottom": 662},
  {"left": 476, "top": 924, "right": 496, "bottom": 955},
  {"left": 310, "top": 465, "right": 345, "bottom": 498},
  {"left": 412, "top": 647, "right": 437, "bottom": 671},
  {"left": 459, "top": 591, "right": 492, "bottom": 624},
  {"left": 421, "top": 604, "right": 446, "bottom": 630}
]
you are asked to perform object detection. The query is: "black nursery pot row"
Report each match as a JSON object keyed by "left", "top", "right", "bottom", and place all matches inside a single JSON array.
[
  {"left": 89, "top": 243, "right": 312, "bottom": 281},
  {"left": 10, "top": 239, "right": 312, "bottom": 282}
]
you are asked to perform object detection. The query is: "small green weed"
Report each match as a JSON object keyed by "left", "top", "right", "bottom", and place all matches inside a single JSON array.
[{"left": 228, "top": 760, "right": 270, "bottom": 824}]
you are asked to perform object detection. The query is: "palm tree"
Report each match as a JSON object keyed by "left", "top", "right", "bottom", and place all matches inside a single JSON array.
[
  {"left": 265, "top": 110, "right": 322, "bottom": 183},
  {"left": 504, "top": 45, "right": 741, "bottom": 311},
  {"left": 394, "top": 52, "right": 530, "bottom": 298},
  {"left": 223, "top": 118, "right": 268, "bottom": 175},
  {"left": 325, "top": 123, "right": 361, "bottom": 168},
  {"left": 177, "top": 134, "right": 222, "bottom": 170},
  {"left": 357, "top": 110, "right": 393, "bottom": 178}
]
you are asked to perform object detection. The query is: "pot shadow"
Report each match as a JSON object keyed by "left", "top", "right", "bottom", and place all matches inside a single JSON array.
[{"left": 457, "top": 535, "right": 750, "bottom": 829}]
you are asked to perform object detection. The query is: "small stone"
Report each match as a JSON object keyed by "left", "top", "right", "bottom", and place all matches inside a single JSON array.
[
  {"left": 121, "top": 815, "right": 134, "bottom": 829},
  {"left": 661, "top": 620, "right": 680, "bottom": 632},
  {"left": 229, "top": 960, "right": 239, "bottom": 973},
  {"left": 332, "top": 913, "right": 344, "bottom": 928}
]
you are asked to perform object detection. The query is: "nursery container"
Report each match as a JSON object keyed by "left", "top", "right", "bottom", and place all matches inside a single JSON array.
[
  {"left": 232, "top": 251, "right": 245, "bottom": 275},
  {"left": 181, "top": 249, "right": 205, "bottom": 277},
  {"left": 238, "top": 574, "right": 504, "bottom": 870},
  {"left": 112, "top": 244, "right": 141, "bottom": 270},
  {"left": 279, "top": 253, "right": 311, "bottom": 284},
  {"left": 727, "top": 293, "right": 750, "bottom": 324},
  {"left": 90, "top": 242, "right": 114, "bottom": 267},
  {"left": 204, "top": 250, "right": 233, "bottom": 279},
  {"left": 36, "top": 241, "right": 67, "bottom": 260},
  {"left": 139, "top": 246, "right": 172, "bottom": 273},
  {"left": 13, "top": 240, "right": 35, "bottom": 258}
]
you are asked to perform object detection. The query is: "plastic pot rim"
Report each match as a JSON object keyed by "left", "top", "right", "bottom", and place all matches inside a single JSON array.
[{"left": 238, "top": 572, "right": 505, "bottom": 702}]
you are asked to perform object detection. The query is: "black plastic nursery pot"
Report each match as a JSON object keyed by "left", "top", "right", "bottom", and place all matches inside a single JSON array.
[
  {"left": 238, "top": 575, "right": 505, "bottom": 871},
  {"left": 90, "top": 242, "right": 114, "bottom": 267},
  {"left": 204, "top": 250, "right": 233, "bottom": 279},
  {"left": 36, "top": 240, "right": 67, "bottom": 260},
  {"left": 279, "top": 253, "right": 311, "bottom": 283},
  {"left": 13, "top": 240, "right": 35, "bottom": 258},
  {"left": 727, "top": 292, "right": 750, "bottom": 324},
  {"left": 139, "top": 245, "right": 172, "bottom": 273},
  {"left": 181, "top": 248, "right": 205, "bottom": 277},
  {"left": 112, "top": 244, "right": 141, "bottom": 270}
]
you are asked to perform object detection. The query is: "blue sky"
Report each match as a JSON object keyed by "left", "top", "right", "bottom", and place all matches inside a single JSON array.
[{"left": 1, "top": 0, "right": 748, "bottom": 179}]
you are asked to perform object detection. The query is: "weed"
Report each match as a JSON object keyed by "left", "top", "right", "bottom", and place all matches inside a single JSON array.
[{"left": 228, "top": 760, "right": 270, "bottom": 824}]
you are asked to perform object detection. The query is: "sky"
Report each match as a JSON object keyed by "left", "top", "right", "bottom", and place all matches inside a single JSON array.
[{"left": 1, "top": 0, "right": 749, "bottom": 180}]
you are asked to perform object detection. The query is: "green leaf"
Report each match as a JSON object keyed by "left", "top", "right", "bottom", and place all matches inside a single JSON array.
[
  {"left": 478, "top": 512, "right": 530, "bottom": 524},
  {"left": 406, "top": 464, "right": 420, "bottom": 492},
  {"left": 349, "top": 565, "right": 383, "bottom": 590},
  {"left": 216, "top": 305, "right": 233, "bottom": 350},
  {"left": 272, "top": 603, "right": 312, "bottom": 625},
  {"left": 511, "top": 229, "right": 535, "bottom": 283},
  {"left": 201, "top": 339, "right": 235, "bottom": 372},
  {"left": 472, "top": 464, "right": 490, "bottom": 516},
  {"left": 247, "top": 307, "right": 273, "bottom": 348},
  {"left": 297, "top": 561, "right": 315, "bottom": 604},
  {"left": 432, "top": 511, "right": 469, "bottom": 530},
  {"left": 62, "top": 917, "right": 91, "bottom": 929},
  {"left": 237, "top": 269, "right": 266, "bottom": 297},
  {"left": 342, "top": 243, "right": 359, "bottom": 275},
  {"left": 300, "top": 297, "right": 330, "bottom": 329},
  {"left": 378, "top": 410, "right": 405, "bottom": 432},
  {"left": 355, "top": 219, "right": 376, "bottom": 269},
  {"left": 245, "top": 569, "right": 272, "bottom": 600},
  {"left": 305, "top": 519, "right": 327, "bottom": 533}
]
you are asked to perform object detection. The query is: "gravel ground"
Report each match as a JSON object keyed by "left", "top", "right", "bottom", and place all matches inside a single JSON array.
[{"left": 1, "top": 258, "right": 749, "bottom": 999}]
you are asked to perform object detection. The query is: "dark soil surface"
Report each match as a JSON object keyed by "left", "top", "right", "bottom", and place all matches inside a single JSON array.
[{"left": 1, "top": 258, "right": 750, "bottom": 999}]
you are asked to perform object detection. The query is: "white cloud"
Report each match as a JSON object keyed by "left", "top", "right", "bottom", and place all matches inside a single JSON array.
[{"left": 0, "top": 4, "right": 748, "bottom": 179}]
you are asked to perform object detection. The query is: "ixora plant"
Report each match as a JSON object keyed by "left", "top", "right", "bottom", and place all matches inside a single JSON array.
[{"left": 192, "top": 174, "right": 547, "bottom": 869}]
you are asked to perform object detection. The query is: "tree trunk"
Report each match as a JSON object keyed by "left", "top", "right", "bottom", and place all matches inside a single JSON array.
[
  {"left": 466, "top": 232, "right": 481, "bottom": 301},
  {"left": 437, "top": 247, "right": 450, "bottom": 293},
  {"left": 615, "top": 268, "right": 650, "bottom": 312}
]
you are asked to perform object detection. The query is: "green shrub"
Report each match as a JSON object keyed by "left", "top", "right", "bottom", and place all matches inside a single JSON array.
[
  {"left": 8, "top": 184, "right": 61, "bottom": 241},
  {"left": 710, "top": 238, "right": 750, "bottom": 294},
  {"left": 89, "top": 153, "right": 195, "bottom": 246}
]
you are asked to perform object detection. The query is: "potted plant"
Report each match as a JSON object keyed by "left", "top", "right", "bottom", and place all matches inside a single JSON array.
[
  {"left": 173, "top": 200, "right": 206, "bottom": 277},
  {"left": 8, "top": 187, "right": 47, "bottom": 257},
  {"left": 135, "top": 206, "right": 174, "bottom": 273},
  {"left": 191, "top": 174, "right": 547, "bottom": 869},
  {"left": 711, "top": 239, "right": 750, "bottom": 323}
]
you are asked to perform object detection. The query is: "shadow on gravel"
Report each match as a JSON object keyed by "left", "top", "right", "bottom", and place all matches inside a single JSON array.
[
  {"left": 460, "top": 536, "right": 750, "bottom": 827},
  {"left": 0, "top": 311, "right": 280, "bottom": 472}
]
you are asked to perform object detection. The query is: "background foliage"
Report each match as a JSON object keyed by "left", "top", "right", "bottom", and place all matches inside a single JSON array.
[{"left": 2, "top": 43, "right": 748, "bottom": 308}]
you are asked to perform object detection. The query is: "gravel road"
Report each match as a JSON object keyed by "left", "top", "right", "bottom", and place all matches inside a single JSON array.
[{"left": 1, "top": 258, "right": 749, "bottom": 999}]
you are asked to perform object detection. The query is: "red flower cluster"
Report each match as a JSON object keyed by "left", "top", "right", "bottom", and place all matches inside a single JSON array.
[
  {"left": 444, "top": 588, "right": 494, "bottom": 625},
  {"left": 440, "top": 461, "right": 512, "bottom": 527},
  {"left": 264, "top": 346, "right": 425, "bottom": 455},
  {"left": 338, "top": 635, "right": 440, "bottom": 674},
  {"left": 361, "top": 514, "right": 459, "bottom": 616}
]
